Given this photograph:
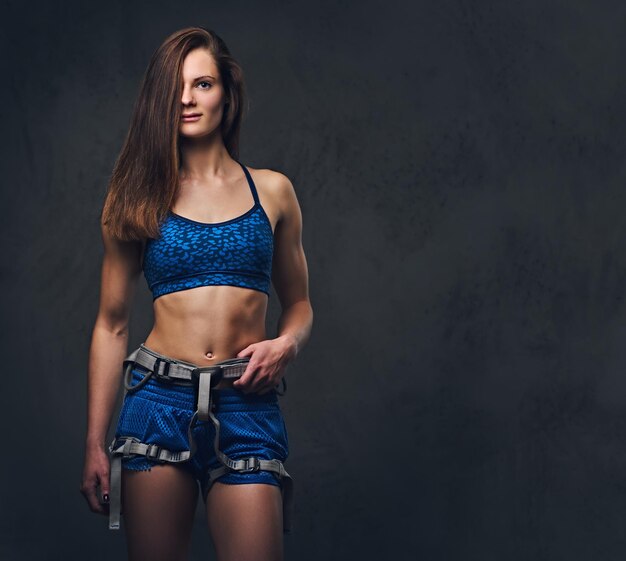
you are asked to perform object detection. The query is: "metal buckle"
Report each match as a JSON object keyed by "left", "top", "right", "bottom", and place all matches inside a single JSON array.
[
  {"left": 191, "top": 365, "right": 224, "bottom": 387},
  {"left": 145, "top": 444, "right": 161, "bottom": 460},
  {"left": 153, "top": 357, "right": 172, "bottom": 382},
  {"left": 239, "top": 457, "right": 261, "bottom": 473}
]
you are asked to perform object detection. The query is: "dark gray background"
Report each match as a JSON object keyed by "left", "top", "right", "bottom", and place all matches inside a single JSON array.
[{"left": 2, "top": 0, "right": 626, "bottom": 559}]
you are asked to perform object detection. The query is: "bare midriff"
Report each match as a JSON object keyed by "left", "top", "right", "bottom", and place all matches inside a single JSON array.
[{"left": 143, "top": 285, "right": 269, "bottom": 389}]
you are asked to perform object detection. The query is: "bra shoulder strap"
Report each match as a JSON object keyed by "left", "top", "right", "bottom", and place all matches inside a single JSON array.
[{"left": 237, "top": 161, "right": 260, "bottom": 205}]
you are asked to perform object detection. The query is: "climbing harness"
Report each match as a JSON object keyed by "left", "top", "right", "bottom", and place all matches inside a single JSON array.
[{"left": 107, "top": 344, "right": 293, "bottom": 533}]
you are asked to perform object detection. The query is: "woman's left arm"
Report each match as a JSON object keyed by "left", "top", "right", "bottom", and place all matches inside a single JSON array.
[{"left": 235, "top": 172, "right": 313, "bottom": 394}]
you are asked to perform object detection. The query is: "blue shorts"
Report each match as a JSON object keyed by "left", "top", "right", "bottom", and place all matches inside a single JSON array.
[{"left": 114, "top": 365, "right": 290, "bottom": 500}]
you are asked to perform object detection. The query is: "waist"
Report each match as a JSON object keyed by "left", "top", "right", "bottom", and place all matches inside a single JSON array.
[
  {"left": 132, "top": 342, "right": 255, "bottom": 391},
  {"left": 126, "top": 366, "right": 278, "bottom": 406},
  {"left": 138, "top": 338, "right": 258, "bottom": 389}
]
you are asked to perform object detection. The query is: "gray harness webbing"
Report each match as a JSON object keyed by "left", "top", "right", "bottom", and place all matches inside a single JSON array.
[{"left": 108, "top": 344, "right": 293, "bottom": 533}]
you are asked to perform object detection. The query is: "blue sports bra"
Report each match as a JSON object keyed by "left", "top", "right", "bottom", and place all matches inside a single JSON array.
[{"left": 142, "top": 161, "right": 274, "bottom": 300}]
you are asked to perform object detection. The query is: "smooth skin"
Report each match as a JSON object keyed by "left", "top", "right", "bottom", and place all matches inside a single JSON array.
[{"left": 80, "top": 47, "right": 313, "bottom": 561}]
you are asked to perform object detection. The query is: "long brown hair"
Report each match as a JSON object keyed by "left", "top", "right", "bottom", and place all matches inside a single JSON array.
[{"left": 100, "top": 27, "right": 247, "bottom": 241}]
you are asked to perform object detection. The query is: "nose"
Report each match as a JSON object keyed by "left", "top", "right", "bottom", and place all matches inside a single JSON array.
[{"left": 181, "top": 85, "right": 195, "bottom": 106}]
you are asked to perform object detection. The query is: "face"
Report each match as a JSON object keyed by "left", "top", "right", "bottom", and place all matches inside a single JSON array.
[{"left": 179, "top": 48, "right": 227, "bottom": 139}]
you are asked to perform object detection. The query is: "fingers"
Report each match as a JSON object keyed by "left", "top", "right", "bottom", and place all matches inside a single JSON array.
[
  {"left": 235, "top": 372, "right": 275, "bottom": 394},
  {"left": 236, "top": 344, "right": 254, "bottom": 359},
  {"left": 233, "top": 346, "right": 257, "bottom": 392},
  {"left": 232, "top": 364, "right": 255, "bottom": 392},
  {"left": 81, "top": 476, "right": 108, "bottom": 515},
  {"left": 80, "top": 454, "right": 111, "bottom": 517},
  {"left": 234, "top": 364, "right": 282, "bottom": 394},
  {"left": 232, "top": 344, "right": 284, "bottom": 394}
]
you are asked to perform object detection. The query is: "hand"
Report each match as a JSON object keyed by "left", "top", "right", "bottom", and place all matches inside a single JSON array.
[
  {"left": 233, "top": 335, "right": 297, "bottom": 394},
  {"left": 80, "top": 445, "right": 111, "bottom": 516}
]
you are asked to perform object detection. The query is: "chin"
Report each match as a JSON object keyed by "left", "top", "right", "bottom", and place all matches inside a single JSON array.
[{"left": 180, "top": 125, "right": 221, "bottom": 138}]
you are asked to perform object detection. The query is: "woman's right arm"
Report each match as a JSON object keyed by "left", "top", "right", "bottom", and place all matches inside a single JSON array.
[{"left": 80, "top": 223, "right": 143, "bottom": 515}]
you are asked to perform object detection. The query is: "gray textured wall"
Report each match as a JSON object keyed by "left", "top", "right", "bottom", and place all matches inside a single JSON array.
[{"left": 2, "top": 1, "right": 626, "bottom": 560}]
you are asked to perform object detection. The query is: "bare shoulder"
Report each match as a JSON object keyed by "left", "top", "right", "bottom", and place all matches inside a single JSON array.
[
  {"left": 246, "top": 166, "right": 300, "bottom": 223},
  {"left": 248, "top": 166, "right": 295, "bottom": 195}
]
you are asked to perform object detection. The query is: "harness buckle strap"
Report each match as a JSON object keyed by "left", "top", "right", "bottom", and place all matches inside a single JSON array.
[
  {"left": 145, "top": 444, "right": 161, "bottom": 460},
  {"left": 153, "top": 357, "right": 173, "bottom": 382},
  {"left": 239, "top": 456, "right": 261, "bottom": 473},
  {"left": 190, "top": 365, "right": 223, "bottom": 387},
  {"left": 122, "top": 438, "right": 134, "bottom": 457}
]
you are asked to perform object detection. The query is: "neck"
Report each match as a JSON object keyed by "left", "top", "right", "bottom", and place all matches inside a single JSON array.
[{"left": 178, "top": 133, "right": 233, "bottom": 181}]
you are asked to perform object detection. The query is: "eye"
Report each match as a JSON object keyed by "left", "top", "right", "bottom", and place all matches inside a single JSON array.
[{"left": 197, "top": 81, "right": 213, "bottom": 89}]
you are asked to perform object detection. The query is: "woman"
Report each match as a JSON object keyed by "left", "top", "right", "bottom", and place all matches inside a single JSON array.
[{"left": 79, "top": 26, "right": 313, "bottom": 561}]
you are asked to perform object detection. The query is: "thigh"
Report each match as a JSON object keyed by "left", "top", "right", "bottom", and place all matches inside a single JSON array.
[
  {"left": 206, "top": 481, "right": 284, "bottom": 561},
  {"left": 122, "top": 464, "right": 199, "bottom": 561},
  {"left": 202, "top": 389, "right": 288, "bottom": 560},
  {"left": 115, "top": 367, "right": 201, "bottom": 559}
]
